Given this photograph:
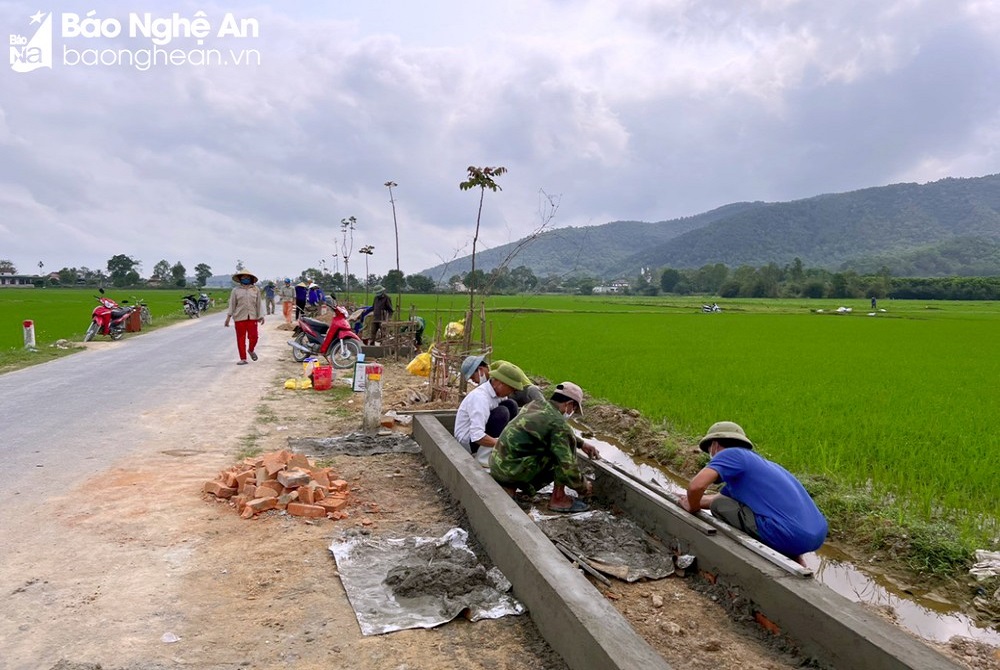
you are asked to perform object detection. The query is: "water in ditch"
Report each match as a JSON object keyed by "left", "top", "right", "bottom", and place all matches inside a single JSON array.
[{"left": 584, "top": 431, "right": 1000, "bottom": 648}]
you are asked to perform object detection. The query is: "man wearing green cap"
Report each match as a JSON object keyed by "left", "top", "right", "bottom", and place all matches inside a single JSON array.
[
  {"left": 369, "top": 284, "right": 394, "bottom": 344},
  {"left": 454, "top": 361, "right": 530, "bottom": 466},
  {"left": 680, "top": 421, "right": 827, "bottom": 563},
  {"left": 489, "top": 381, "right": 601, "bottom": 513}
]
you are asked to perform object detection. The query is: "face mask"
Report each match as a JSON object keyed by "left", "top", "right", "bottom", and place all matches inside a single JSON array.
[
  {"left": 563, "top": 407, "right": 575, "bottom": 419},
  {"left": 241, "top": 278, "right": 252, "bottom": 285}
]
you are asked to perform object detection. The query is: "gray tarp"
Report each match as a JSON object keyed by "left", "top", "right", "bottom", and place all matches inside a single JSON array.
[{"left": 329, "top": 528, "right": 525, "bottom": 636}]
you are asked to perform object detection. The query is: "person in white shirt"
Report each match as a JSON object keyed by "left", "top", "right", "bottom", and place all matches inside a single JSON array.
[{"left": 453, "top": 362, "right": 527, "bottom": 465}]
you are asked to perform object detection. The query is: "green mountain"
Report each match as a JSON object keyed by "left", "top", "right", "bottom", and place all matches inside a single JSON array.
[{"left": 421, "top": 174, "right": 1000, "bottom": 279}]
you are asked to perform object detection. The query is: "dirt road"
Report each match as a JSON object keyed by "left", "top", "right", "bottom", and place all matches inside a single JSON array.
[{"left": 1, "top": 319, "right": 991, "bottom": 670}]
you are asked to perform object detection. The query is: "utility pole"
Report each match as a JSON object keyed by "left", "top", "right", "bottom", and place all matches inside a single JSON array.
[
  {"left": 340, "top": 216, "right": 356, "bottom": 306},
  {"left": 359, "top": 245, "right": 374, "bottom": 304},
  {"left": 385, "top": 181, "right": 401, "bottom": 312}
]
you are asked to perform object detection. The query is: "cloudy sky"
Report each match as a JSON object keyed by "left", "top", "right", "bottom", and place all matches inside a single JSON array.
[{"left": 2, "top": 0, "right": 999, "bottom": 282}]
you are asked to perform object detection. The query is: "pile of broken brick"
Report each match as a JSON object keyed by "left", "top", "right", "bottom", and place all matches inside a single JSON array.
[{"left": 203, "top": 449, "right": 351, "bottom": 520}]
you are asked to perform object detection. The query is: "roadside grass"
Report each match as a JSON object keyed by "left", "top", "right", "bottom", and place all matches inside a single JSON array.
[
  {"left": 0, "top": 287, "right": 223, "bottom": 350},
  {"left": 235, "top": 428, "right": 263, "bottom": 461}
]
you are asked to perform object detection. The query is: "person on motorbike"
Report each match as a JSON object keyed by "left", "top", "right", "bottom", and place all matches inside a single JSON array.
[{"left": 224, "top": 270, "right": 264, "bottom": 365}]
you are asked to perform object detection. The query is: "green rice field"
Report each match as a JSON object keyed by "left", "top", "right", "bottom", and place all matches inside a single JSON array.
[
  {"left": 0, "top": 287, "right": 225, "bottom": 348},
  {"left": 400, "top": 293, "right": 1000, "bottom": 543}
]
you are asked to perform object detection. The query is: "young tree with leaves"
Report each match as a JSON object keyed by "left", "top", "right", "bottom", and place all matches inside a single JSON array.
[{"left": 458, "top": 166, "right": 507, "bottom": 345}]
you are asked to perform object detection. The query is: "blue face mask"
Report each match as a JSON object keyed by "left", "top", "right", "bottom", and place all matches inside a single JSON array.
[{"left": 240, "top": 278, "right": 252, "bottom": 285}]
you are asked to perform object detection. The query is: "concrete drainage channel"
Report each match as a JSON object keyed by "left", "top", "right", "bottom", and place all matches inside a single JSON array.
[{"left": 411, "top": 412, "right": 963, "bottom": 670}]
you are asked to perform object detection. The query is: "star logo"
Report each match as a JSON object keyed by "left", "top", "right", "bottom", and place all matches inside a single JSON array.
[{"left": 29, "top": 10, "right": 46, "bottom": 24}]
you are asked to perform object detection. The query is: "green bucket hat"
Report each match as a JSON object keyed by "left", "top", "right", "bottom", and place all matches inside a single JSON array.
[
  {"left": 373, "top": 285, "right": 386, "bottom": 295},
  {"left": 698, "top": 421, "right": 754, "bottom": 453},
  {"left": 490, "top": 360, "right": 532, "bottom": 389},
  {"left": 489, "top": 362, "right": 527, "bottom": 391}
]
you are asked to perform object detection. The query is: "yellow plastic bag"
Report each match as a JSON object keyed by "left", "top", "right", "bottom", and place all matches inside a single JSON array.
[
  {"left": 406, "top": 352, "right": 431, "bottom": 377},
  {"left": 444, "top": 321, "right": 464, "bottom": 339},
  {"left": 298, "top": 378, "right": 312, "bottom": 389},
  {"left": 284, "top": 378, "right": 298, "bottom": 389}
]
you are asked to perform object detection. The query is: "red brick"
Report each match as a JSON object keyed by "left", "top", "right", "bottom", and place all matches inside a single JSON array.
[
  {"left": 235, "top": 471, "right": 255, "bottom": 488},
  {"left": 329, "top": 479, "right": 349, "bottom": 494},
  {"left": 277, "top": 468, "right": 311, "bottom": 488},
  {"left": 262, "top": 451, "right": 288, "bottom": 476},
  {"left": 287, "top": 502, "right": 326, "bottom": 518},
  {"left": 240, "top": 505, "right": 255, "bottom": 519},
  {"left": 247, "top": 497, "right": 278, "bottom": 512},
  {"left": 222, "top": 471, "right": 238, "bottom": 488},
  {"left": 256, "top": 480, "right": 283, "bottom": 497},
  {"left": 754, "top": 612, "right": 780, "bottom": 635},
  {"left": 309, "top": 469, "right": 331, "bottom": 489},
  {"left": 242, "top": 484, "right": 257, "bottom": 499},
  {"left": 316, "top": 496, "right": 348, "bottom": 513},
  {"left": 297, "top": 486, "right": 316, "bottom": 505},
  {"left": 204, "top": 481, "right": 237, "bottom": 499},
  {"left": 287, "top": 453, "right": 312, "bottom": 470},
  {"left": 277, "top": 491, "right": 299, "bottom": 508}
]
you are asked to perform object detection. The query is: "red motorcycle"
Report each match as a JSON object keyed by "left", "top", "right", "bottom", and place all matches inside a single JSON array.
[
  {"left": 83, "top": 289, "right": 135, "bottom": 342},
  {"left": 288, "top": 304, "right": 363, "bottom": 369}
]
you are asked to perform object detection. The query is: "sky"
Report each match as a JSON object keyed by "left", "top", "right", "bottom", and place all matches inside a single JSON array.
[{"left": 3, "top": 0, "right": 1000, "bottom": 283}]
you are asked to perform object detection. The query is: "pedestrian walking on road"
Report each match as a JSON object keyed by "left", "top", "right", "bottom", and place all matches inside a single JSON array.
[
  {"left": 278, "top": 278, "right": 295, "bottom": 324},
  {"left": 224, "top": 270, "right": 264, "bottom": 365},
  {"left": 264, "top": 282, "right": 276, "bottom": 315}
]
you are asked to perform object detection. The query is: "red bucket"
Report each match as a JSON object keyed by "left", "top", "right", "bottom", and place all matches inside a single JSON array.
[{"left": 313, "top": 365, "right": 333, "bottom": 391}]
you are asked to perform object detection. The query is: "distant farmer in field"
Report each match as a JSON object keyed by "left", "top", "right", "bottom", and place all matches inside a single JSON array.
[
  {"left": 679, "top": 421, "right": 828, "bottom": 564},
  {"left": 369, "top": 285, "right": 394, "bottom": 344},
  {"left": 489, "top": 381, "right": 601, "bottom": 513},
  {"left": 278, "top": 278, "right": 295, "bottom": 324},
  {"left": 224, "top": 269, "right": 264, "bottom": 365},
  {"left": 871, "top": 296, "right": 878, "bottom": 310},
  {"left": 263, "top": 282, "right": 276, "bottom": 315},
  {"left": 454, "top": 362, "right": 529, "bottom": 467}
]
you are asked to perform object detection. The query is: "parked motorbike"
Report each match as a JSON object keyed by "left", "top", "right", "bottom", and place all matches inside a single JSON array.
[
  {"left": 197, "top": 293, "right": 210, "bottom": 312},
  {"left": 84, "top": 289, "right": 135, "bottom": 341},
  {"left": 288, "top": 302, "right": 363, "bottom": 369},
  {"left": 701, "top": 303, "right": 722, "bottom": 313},
  {"left": 182, "top": 294, "right": 200, "bottom": 318}
]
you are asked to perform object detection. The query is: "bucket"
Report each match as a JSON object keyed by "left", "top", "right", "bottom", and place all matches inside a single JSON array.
[{"left": 313, "top": 365, "right": 333, "bottom": 391}]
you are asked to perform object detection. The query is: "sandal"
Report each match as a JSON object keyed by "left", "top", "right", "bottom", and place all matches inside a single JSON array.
[{"left": 548, "top": 498, "right": 588, "bottom": 514}]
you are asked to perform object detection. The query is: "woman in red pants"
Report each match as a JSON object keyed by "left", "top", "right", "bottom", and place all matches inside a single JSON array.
[{"left": 224, "top": 270, "right": 264, "bottom": 365}]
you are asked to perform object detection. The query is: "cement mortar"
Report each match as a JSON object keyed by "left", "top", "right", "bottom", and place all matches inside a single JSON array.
[{"left": 289, "top": 432, "right": 421, "bottom": 456}]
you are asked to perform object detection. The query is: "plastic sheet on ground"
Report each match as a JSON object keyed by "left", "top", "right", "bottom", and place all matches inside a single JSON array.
[
  {"left": 329, "top": 527, "right": 525, "bottom": 636},
  {"left": 970, "top": 550, "right": 1000, "bottom": 581},
  {"left": 533, "top": 510, "right": 676, "bottom": 582}
]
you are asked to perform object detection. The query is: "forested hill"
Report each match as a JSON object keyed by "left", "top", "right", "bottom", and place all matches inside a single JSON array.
[{"left": 420, "top": 174, "right": 1000, "bottom": 279}]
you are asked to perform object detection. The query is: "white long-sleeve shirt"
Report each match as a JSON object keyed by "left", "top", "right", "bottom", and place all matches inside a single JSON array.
[{"left": 453, "top": 382, "right": 501, "bottom": 451}]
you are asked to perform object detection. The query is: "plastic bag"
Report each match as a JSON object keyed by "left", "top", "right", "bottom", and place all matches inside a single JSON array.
[
  {"left": 406, "top": 352, "right": 431, "bottom": 377},
  {"left": 444, "top": 321, "right": 464, "bottom": 339}
]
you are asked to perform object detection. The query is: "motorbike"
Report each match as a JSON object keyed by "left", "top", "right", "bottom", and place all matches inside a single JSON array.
[
  {"left": 182, "top": 294, "right": 200, "bottom": 318},
  {"left": 288, "top": 302, "right": 363, "bottom": 369},
  {"left": 197, "top": 293, "right": 210, "bottom": 312},
  {"left": 84, "top": 289, "right": 135, "bottom": 341},
  {"left": 702, "top": 303, "right": 722, "bottom": 313}
]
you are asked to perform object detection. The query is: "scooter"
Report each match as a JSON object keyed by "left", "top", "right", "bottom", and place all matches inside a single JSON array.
[
  {"left": 182, "top": 294, "right": 200, "bottom": 318},
  {"left": 84, "top": 289, "right": 134, "bottom": 341},
  {"left": 701, "top": 303, "right": 722, "bottom": 313},
  {"left": 288, "top": 303, "right": 363, "bottom": 369},
  {"left": 197, "top": 293, "right": 211, "bottom": 312}
]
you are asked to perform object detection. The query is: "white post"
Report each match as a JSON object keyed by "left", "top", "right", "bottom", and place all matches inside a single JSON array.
[
  {"left": 362, "top": 362, "right": 383, "bottom": 434},
  {"left": 23, "top": 320, "right": 36, "bottom": 350}
]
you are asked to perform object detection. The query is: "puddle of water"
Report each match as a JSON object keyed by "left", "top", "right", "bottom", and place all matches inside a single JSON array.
[{"left": 581, "top": 430, "right": 1000, "bottom": 647}]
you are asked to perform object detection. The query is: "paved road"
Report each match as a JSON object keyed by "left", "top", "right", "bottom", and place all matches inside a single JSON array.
[{"left": 1, "top": 312, "right": 267, "bottom": 504}]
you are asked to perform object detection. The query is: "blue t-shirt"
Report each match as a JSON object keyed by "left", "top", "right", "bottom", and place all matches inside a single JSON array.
[{"left": 708, "top": 448, "right": 828, "bottom": 556}]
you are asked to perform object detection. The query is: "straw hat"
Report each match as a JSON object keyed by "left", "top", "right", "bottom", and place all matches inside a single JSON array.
[
  {"left": 698, "top": 421, "right": 754, "bottom": 453},
  {"left": 232, "top": 270, "right": 258, "bottom": 284}
]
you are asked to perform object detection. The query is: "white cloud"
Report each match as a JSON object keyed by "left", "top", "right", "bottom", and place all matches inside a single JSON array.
[{"left": 1, "top": 0, "right": 998, "bottom": 279}]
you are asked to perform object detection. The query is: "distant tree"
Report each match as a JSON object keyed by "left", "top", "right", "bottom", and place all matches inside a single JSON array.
[
  {"left": 194, "top": 263, "right": 213, "bottom": 287},
  {"left": 0, "top": 259, "right": 16, "bottom": 274},
  {"left": 660, "top": 268, "right": 681, "bottom": 292},
  {"left": 170, "top": 262, "right": 187, "bottom": 288},
  {"left": 577, "top": 279, "right": 595, "bottom": 295},
  {"left": 459, "top": 165, "right": 507, "bottom": 347},
  {"left": 406, "top": 274, "right": 436, "bottom": 293},
  {"left": 152, "top": 259, "right": 171, "bottom": 281},
  {"left": 510, "top": 265, "right": 538, "bottom": 292},
  {"left": 57, "top": 267, "right": 78, "bottom": 285},
  {"left": 383, "top": 269, "right": 405, "bottom": 294},
  {"left": 107, "top": 254, "right": 140, "bottom": 287}
]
